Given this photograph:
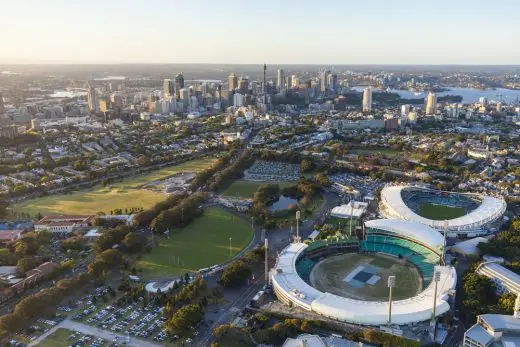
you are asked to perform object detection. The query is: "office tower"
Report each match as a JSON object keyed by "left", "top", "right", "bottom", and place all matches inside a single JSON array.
[
  {"left": 425, "top": 92, "right": 437, "bottom": 115},
  {"left": 320, "top": 70, "right": 330, "bottom": 92},
  {"left": 479, "top": 96, "right": 488, "bottom": 105},
  {"left": 362, "top": 87, "right": 372, "bottom": 112},
  {"left": 401, "top": 104, "right": 411, "bottom": 115},
  {"left": 277, "top": 68, "right": 285, "bottom": 89},
  {"left": 0, "top": 92, "right": 4, "bottom": 114},
  {"left": 407, "top": 112, "right": 418, "bottom": 124},
  {"left": 99, "top": 99, "right": 108, "bottom": 113},
  {"left": 291, "top": 74, "right": 300, "bottom": 88},
  {"left": 228, "top": 73, "right": 238, "bottom": 91},
  {"left": 328, "top": 73, "right": 337, "bottom": 91},
  {"left": 163, "top": 79, "right": 174, "bottom": 98},
  {"left": 285, "top": 76, "right": 292, "bottom": 89},
  {"left": 238, "top": 77, "right": 249, "bottom": 94},
  {"left": 174, "top": 73, "right": 184, "bottom": 98},
  {"left": 496, "top": 102, "right": 503, "bottom": 112},
  {"left": 111, "top": 92, "right": 123, "bottom": 113},
  {"left": 87, "top": 85, "right": 99, "bottom": 113},
  {"left": 263, "top": 64, "right": 267, "bottom": 94},
  {"left": 233, "top": 93, "right": 244, "bottom": 107}
]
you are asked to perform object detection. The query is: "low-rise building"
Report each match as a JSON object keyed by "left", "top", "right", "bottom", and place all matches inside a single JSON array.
[
  {"left": 476, "top": 261, "right": 520, "bottom": 295},
  {"left": 34, "top": 215, "right": 94, "bottom": 233}
]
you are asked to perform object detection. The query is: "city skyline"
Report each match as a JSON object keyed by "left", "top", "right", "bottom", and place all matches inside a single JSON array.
[{"left": 1, "top": 0, "right": 519, "bottom": 65}]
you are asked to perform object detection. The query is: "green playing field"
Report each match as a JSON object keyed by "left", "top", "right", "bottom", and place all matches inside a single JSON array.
[
  {"left": 417, "top": 203, "right": 466, "bottom": 220},
  {"left": 136, "top": 207, "right": 253, "bottom": 279}
]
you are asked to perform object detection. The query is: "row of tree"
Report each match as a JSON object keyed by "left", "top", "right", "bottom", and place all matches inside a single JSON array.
[
  {"left": 208, "top": 150, "right": 255, "bottom": 191},
  {"left": 164, "top": 276, "right": 207, "bottom": 316},
  {"left": 149, "top": 192, "right": 206, "bottom": 233},
  {"left": 0, "top": 272, "right": 90, "bottom": 339}
]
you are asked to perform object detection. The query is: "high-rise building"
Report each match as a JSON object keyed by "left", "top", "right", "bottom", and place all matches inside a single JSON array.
[
  {"left": 228, "top": 73, "right": 238, "bottom": 91},
  {"left": 291, "top": 75, "right": 300, "bottom": 88},
  {"left": 238, "top": 77, "right": 249, "bottom": 94},
  {"left": 0, "top": 92, "right": 4, "bottom": 114},
  {"left": 425, "top": 92, "right": 437, "bottom": 115},
  {"left": 174, "top": 73, "right": 184, "bottom": 98},
  {"left": 401, "top": 104, "right": 411, "bottom": 115},
  {"left": 320, "top": 70, "right": 330, "bottom": 92},
  {"left": 328, "top": 74, "right": 337, "bottom": 91},
  {"left": 496, "top": 102, "right": 503, "bottom": 112},
  {"left": 163, "top": 79, "right": 174, "bottom": 98},
  {"left": 99, "top": 99, "right": 108, "bottom": 113},
  {"left": 362, "top": 87, "right": 372, "bottom": 112},
  {"left": 277, "top": 68, "right": 285, "bottom": 89},
  {"left": 285, "top": 76, "right": 292, "bottom": 90},
  {"left": 87, "top": 85, "right": 99, "bottom": 113},
  {"left": 233, "top": 93, "right": 244, "bottom": 107}
]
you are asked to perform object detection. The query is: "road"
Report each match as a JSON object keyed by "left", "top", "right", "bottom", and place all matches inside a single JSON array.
[{"left": 28, "top": 318, "right": 162, "bottom": 347}]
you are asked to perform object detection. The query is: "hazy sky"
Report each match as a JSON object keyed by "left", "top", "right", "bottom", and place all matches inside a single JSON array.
[{"left": 1, "top": 0, "right": 519, "bottom": 64}]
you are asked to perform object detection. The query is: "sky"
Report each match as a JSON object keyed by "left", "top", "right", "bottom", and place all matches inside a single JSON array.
[{"left": 1, "top": 0, "right": 519, "bottom": 65}]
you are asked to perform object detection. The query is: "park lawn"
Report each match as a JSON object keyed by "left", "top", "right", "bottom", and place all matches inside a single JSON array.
[
  {"left": 38, "top": 328, "right": 88, "bottom": 347},
  {"left": 136, "top": 207, "right": 253, "bottom": 279},
  {"left": 417, "top": 203, "right": 466, "bottom": 220},
  {"left": 11, "top": 158, "right": 217, "bottom": 217},
  {"left": 221, "top": 179, "right": 297, "bottom": 199}
]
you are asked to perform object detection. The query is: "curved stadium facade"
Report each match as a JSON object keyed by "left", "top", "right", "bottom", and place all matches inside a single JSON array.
[
  {"left": 271, "top": 219, "right": 457, "bottom": 326},
  {"left": 380, "top": 185, "right": 506, "bottom": 237}
]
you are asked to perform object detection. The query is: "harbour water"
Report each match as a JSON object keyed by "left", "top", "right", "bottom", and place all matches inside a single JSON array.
[{"left": 352, "top": 86, "right": 520, "bottom": 104}]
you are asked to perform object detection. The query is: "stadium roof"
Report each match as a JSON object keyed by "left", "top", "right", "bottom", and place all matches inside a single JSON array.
[
  {"left": 380, "top": 185, "right": 506, "bottom": 231},
  {"left": 271, "top": 242, "right": 457, "bottom": 326},
  {"left": 364, "top": 219, "right": 444, "bottom": 248},
  {"left": 330, "top": 201, "right": 368, "bottom": 219}
]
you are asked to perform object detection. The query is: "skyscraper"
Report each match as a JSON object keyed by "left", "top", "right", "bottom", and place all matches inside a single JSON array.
[
  {"left": 163, "top": 79, "right": 174, "bottom": 98},
  {"left": 228, "top": 73, "right": 238, "bottom": 91},
  {"left": 362, "top": 87, "right": 372, "bottom": 112},
  {"left": 291, "top": 74, "right": 300, "bottom": 88},
  {"left": 87, "top": 85, "right": 99, "bottom": 113},
  {"left": 277, "top": 68, "right": 285, "bottom": 89},
  {"left": 0, "top": 92, "right": 4, "bottom": 114},
  {"left": 425, "top": 92, "right": 437, "bottom": 115},
  {"left": 328, "top": 73, "right": 337, "bottom": 91},
  {"left": 174, "top": 73, "right": 184, "bottom": 98},
  {"left": 320, "top": 70, "right": 331, "bottom": 92},
  {"left": 238, "top": 77, "right": 249, "bottom": 94}
]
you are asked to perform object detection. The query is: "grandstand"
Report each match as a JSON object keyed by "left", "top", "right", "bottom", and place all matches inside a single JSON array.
[
  {"left": 380, "top": 185, "right": 506, "bottom": 237},
  {"left": 271, "top": 219, "right": 457, "bottom": 326}
]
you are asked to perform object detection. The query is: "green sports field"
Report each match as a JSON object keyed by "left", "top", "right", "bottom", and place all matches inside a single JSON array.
[
  {"left": 136, "top": 207, "right": 253, "bottom": 278},
  {"left": 417, "top": 203, "right": 466, "bottom": 220},
  {"left": 309, "top": 253, "right": 421, "bottom": 301},
  {"left": 11, "top": 158, "right": 216, "bottom": 216},
  {"left": 221, "top": 179, "right": 297, "bottom": 199}
]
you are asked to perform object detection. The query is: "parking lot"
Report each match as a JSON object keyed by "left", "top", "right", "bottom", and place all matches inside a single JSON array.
[{"left": 66, "top": 289, "right": 174, "bottom": 345}]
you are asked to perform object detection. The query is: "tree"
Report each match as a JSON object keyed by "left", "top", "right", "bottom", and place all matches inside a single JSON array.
[
  {"left": 220, "top": 261, "right": 252, "bottom": 288},
  {"left": 17, "top": 257, "right": 39, "bottom": 274},
  {"left": 121, "top": 232, "right": 147, "bottom": 253},
  {"left": 300, "top": 159, "right": 315, "bottom": 173},
  {"left": 165, "top": 304, "right": 203, "bottom": 337}
]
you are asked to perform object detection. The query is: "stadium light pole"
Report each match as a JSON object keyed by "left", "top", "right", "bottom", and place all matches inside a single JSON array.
[
  {"left": 264, "top": 238, "right": 269, "bottom": 285},
  {"left": 442, "top": 220, "right": 448, "bottom": 265},
  {"left": 229, "top": 237, "right": 232, "bottom": 258},
  {"left": 430, "top": 270, "right": 441, "bottom": 340},
  {"left": 295, "top": 210, "right": 301, "bottom": 243},
  {"left": 388, "top": 276, "right": 396, "bottom": 326}
]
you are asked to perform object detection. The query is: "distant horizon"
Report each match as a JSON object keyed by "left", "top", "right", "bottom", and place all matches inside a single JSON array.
[{"left": 2, "top": 62, "right": 520, "bottom": 67}]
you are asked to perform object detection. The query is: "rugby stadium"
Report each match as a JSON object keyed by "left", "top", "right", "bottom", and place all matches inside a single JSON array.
[
  {"left": 380, "top": 184, "right": 506, "bottom": 237},
  {"left": 271, "top": 219, "right": 457, "bottom": 326}
]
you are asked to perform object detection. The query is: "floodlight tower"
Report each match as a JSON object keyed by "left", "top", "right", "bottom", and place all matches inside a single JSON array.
[
  {"left": 442, "top": 220, "right": 448, "bottom": 265},
  {"left": 388, "top": 276, "right": 396, "bottom": 326},
  {"left": 264, "top": 238, "right": 269, "bottom": 285},
  {"left": 430, "top": 270, "right": 442, "bottom": 340},
  {"left": 295, "top": 210, "right": 301, "bottom": 243}
]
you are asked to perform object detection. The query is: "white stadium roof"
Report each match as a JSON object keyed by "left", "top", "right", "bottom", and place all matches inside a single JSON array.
[
  {"left": 364, "top": 219, "right": 444, "bottom": 248},
  {"left": 271, "top": 242, "right": 457, "bottom": 326},
  {"left": 380, "top": 185, "right": 506, "bottom": 232}
]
